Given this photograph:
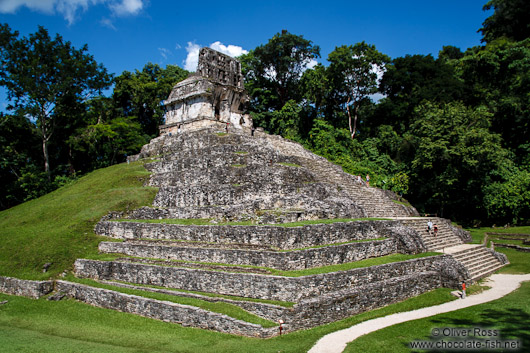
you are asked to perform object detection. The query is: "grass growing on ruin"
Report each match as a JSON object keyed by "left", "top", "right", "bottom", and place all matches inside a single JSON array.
[
  {"left": 115, "top": 217, "right": 390, "bottom": 226},
  {"left": 89, "top": 252, "right": 441, "bottom": 278},
  {"left": 0, "top": 162, "right": 157, "bottom": 280},
  {"left": 271, "top": 252, "right": 441, "bottom": 277},
  {"left": 99, "top": 280, "right": 296, "bottom": 307},
  {"left": 64, "top": 276, "right": 278, "bottom": 328},
  {"left": 0, "top": 284, "right": 463, "bottom": 353}
]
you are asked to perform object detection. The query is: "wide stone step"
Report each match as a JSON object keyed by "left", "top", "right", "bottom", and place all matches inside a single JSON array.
[
  {"left": 451, "top": 247, "right": 491, "bottom": 262},
  {"left": 153, "top": 182, "right": 345, "bottom": 208},
  {"left": 95, "top": 220, "right": 397, "bottom": 249},
  {"left": 55, "top": 280, "right": 276, "bottom": 338},
  {"left": 470, "top": 262, "right": 505, "bottom": 280},
  {"left": 466, "top": 257, "right": 503, "bottom": 274},
  {"left": 446, "top": 244, "right": 506, "bottom": 281},
  {"left": 74, "top": 255, "right": 456, "bottom": 302},
  {"left": 98, "top": 238, "right": 397, "bottom": 271},
  {"left": 149, "top": 163, "right": 316, "bottom": 187}
]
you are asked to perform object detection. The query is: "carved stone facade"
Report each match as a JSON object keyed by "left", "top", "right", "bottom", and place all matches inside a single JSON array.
[{"left": 160, "top": 47, "right": 252, "bottom": 135}]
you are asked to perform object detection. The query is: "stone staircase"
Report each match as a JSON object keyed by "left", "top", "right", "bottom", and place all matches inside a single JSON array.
[
  {"left": 396, "top": 218, "right": 508, "bottom": 281},
  {"left": 398, "top": 217, "right": 467, "bottom": 252},
  {"left": 299, "top": 157, "right": 418, "bottom": 218},
  {"left": 446, "top": 245, "right": 506, "bottom": 281}
]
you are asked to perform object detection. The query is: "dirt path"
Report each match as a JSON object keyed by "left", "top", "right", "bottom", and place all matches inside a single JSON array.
[{"left": 308, "top": 274, "right": 530, "bottom": 353}]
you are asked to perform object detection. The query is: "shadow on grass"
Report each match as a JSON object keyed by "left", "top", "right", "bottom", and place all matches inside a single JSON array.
[{"left": 409, "top": 308, "right": 530, "bottom": 350}]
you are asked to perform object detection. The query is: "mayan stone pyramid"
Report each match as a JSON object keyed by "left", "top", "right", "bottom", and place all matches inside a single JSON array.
[{"left": 60, "top": 48, "right": 508, "bottom": 337}]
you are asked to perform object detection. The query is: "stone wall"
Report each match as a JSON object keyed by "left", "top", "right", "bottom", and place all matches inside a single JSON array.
[
  {"left": 0, "top": 276, "right": 54, "bottom": 299},
  {"left": 95, "top": 220, "right": 407, "bottom": 249},
  {"left": 74, "top": 255, "right": 466, "bottom": 302},
  {"left": 100, "top": 280, "right": 289, "bottom": 324},
  {"left": 98, "top": 238, "right": 397, "bottom": 271},
  {"left": 289, "top": 271, "right": 441, "bottom": 329},
  {"left": 55, "top": 281, "right": 276, "bottom": 338}
]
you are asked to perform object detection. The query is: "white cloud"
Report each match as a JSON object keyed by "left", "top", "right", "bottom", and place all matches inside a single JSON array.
[
  {"left": 209, "top": 41, "right": 248, "bottom": 58},
  {"left": 306, "top": 58, "right": 318, "bottom": 70},
  {"left": 0, "top": 0, "right": 146, "bottom": 24},
  {"left": 109, "top": 0, "right": 143, "bottom": 16},
  {"left": 183, "top": 41, "right": 248, "bottom": 72},
  {"left": 100, "top": 17, "right": 116, "bottom": 30},
  {"left": 158, "top": 47, "right": 171, "bottom": 60},
  {"left": 184, "top": 42, "right": 201, "bottom": 71}
]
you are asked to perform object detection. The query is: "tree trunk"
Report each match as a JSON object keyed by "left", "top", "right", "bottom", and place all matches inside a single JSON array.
[
  {"left": 39, "top": 112, "right": 52, "bottom": 181},
  {"left": 346, "top": 97, "right": 357, "bottom": 139},
  {"left": 42, "top": 135, "right": 50, "bottom": 181}
]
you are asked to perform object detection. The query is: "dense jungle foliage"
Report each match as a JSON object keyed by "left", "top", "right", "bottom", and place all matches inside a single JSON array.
[{"left": 1, "top": 0, "right": 528, "bottom": 225}]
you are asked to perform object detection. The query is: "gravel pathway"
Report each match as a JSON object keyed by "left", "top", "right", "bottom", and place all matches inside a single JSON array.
[{"left": 308, "top": 274, "right": 530, "bottom": 353}]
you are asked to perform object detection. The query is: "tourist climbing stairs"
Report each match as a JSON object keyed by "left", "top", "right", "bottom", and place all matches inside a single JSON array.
[{"left": 398, "top": 218, "right": 465, "bottom": 252}]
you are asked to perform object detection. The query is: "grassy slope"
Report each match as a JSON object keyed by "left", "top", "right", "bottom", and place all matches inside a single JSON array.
[{"left": 0, "top": 161, "right": 157, "bottom": 280}]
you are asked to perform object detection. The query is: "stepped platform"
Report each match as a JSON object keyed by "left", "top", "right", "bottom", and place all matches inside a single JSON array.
[{"left": 53, "top": 127, "right": 507, "bottom": 336}]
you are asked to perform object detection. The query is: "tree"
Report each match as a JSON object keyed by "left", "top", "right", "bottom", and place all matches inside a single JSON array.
[
  {"left": 456, "top": 39, "right": 530, "bottom": 161},
  {"left": 240, "top": 30, "right": 320, "bottom": 131},
  {"left": 0, "top": 25, "right": 112, "bottom": 179},
  {"left": 407, "top": 101, "right": 510, "bottom": 221},
  {"left": 113, "top": 63, "right": 188, "bottom": 137},
  {"left": 479, "top": 0, "right": 530, "bottom": 43},
  {"left": 326, "top": 42, "right": 389, "bottom": 139},
  {"left": 0, "top": 112, "right": 43, "bottom": 209},
  {"left": 373, "top": 54, "right": 464, "bottom": 135}
]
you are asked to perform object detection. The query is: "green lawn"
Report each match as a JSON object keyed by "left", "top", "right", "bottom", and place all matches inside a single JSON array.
[
  {"left": 0, "top": 161, "right": 157, "bottom": 280},
  {"left": 344, "top": 281, "right": 530, "bottom": 353},
  {"left": 344, "top": 226, "right": 530, "bottom": 353}
]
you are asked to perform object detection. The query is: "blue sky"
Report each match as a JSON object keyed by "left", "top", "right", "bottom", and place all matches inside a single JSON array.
[{"left": 1, "top": 0, "right": 492, "bottom": 95}]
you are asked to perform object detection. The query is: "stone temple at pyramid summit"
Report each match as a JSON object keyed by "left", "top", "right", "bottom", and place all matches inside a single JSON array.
[
  {"left": 160, "top": 47, "right": 252, "bottom": 135},
  {"left": 1, "top": 47, "right": 509, "bottom": 338}
]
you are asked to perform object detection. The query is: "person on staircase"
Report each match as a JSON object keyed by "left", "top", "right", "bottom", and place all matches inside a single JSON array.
[
  {"left": 427, "top": 220, "right": 433, "bottom": 233},
  {"left": 433, "top": 224, "right": 438, "bottom": 237},
  {"left": 366, "top": 174, "right": 370, "bottom": 187}
]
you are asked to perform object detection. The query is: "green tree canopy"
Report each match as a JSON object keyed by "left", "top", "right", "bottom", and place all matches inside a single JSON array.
[
  {"left": 326, "top": 42, "right": 390, "bottom": 138},
  {"left": 0, "top": 24, "right": 112, "bottom": 178},
  {"left": 406, "top": 101, "right": 510, "bottom": 220},
  {"left": 479, "top": 0, "right": 530, "bottom": 43},
  {"left": 113, "top": 63, "right": 188, "bottom": 137},
  {"left": 240, "top": 30, "right": 320, "bottom": 132},
  {"left": 373, "top": 54, "right": 464, "bottom": 135}
]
